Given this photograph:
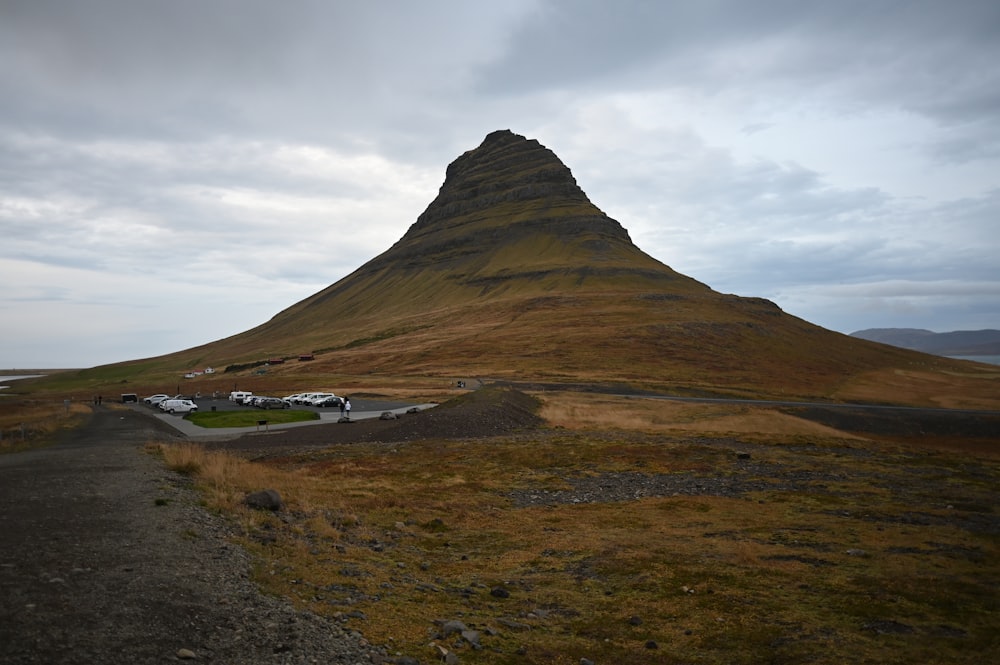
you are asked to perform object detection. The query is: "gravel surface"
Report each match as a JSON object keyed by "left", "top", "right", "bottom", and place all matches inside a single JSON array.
[{"left": 0, "top": 407, "right": 390, "bottom": 664}]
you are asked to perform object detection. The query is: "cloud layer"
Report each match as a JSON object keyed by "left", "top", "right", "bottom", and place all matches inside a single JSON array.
[{"left": 2, "top": 0, "right": 997, "bottom": 367}]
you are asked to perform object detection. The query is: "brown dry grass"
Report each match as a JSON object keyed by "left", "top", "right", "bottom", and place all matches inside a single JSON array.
[
  {"left": 835, "top": 365, "right": 1000, "bottom": 410},
  {"left": 0, "top": 398, "right": 91, "bottom": 451},
  {"left": 539, "top": 393, "right": 868, "bottom": 441},
  {"left": 155, "top": 392, "right": 999, "bottom": 665}
]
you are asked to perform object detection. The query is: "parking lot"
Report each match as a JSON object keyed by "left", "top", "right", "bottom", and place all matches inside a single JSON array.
[{"left": 142, "top": 394, "right": 423, "bottom": 416}]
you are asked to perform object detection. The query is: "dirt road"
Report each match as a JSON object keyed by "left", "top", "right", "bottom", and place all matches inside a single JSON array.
[{"left": 0, "top": 407, "right": 385, "bottom": 664}]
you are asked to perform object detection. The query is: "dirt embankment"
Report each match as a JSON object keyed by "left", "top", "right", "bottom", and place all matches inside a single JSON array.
[{"left": 203, "top": 385, "right": 544, "bottom": 456}]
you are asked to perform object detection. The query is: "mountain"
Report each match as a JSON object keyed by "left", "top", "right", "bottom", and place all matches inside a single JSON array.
[
  {"left": 104, "top": 130, "right": 995, "bottom": 406},
  {"left": 851, "top": 328, "right": 1000, "bottom": 356}
]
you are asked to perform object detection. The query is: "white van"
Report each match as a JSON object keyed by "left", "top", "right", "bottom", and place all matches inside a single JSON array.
[
  {"left": 229, "top": 391, "right": 253, "bottom": 402},
  {"left": 160, "top": 399, "right": 198, "bottom": 415}
]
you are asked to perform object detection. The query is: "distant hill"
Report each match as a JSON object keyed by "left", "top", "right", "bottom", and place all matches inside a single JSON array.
[
  {"left": 73, "top": 130, "right": 999, "bottom": 409},
  {"left": 850, "top": 328, "right": 1000, "bottom": 356}
]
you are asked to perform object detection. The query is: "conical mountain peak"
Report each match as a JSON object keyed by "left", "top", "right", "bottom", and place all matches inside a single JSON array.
[
  {"left": 364, "top": 130, "right": 695, "bottom": 293},
  {"left": 193, "top": 130, "right": 952, "bottom": 402},
  {"left": 409, "top": 129, "right": 618, "bottom": 237}
]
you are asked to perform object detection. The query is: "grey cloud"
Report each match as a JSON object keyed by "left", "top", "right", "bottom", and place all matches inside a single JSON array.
[{"left": 478, "top": 1, "right": 1000, "bottom": 134}]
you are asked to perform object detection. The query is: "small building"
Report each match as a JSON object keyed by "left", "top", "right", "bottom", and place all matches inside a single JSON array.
[
  {"left": 268, "top": 358, "right": 285, "bottom": 365},
  {"left": 298, "top": 354, "right": 315, "bottom": 361}
]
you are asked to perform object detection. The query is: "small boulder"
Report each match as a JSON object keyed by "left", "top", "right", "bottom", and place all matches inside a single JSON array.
[
  {"left": 441, "top": 619, "right": 468, "bottom": 637},
  {"left": 490, "top": 586, "right": 510, "bottom": 599},
  {"left": 380, "top": 411, "right": 398, "bottom": 420},
  {"left": 244, "top": 489, "right": 283, "bottom": 512},
  {"left": 393, "top": 657, "right": 420, "bottom": 665}
]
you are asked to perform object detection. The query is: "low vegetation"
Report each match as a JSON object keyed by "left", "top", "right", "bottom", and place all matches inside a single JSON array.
[
  {"left": 156, "top": 391, "right": 998, "bottom": 665},
  {"left": 0, "top": 397, "right": 91, "bottom": 452},
  {"left": 186, "top": 409, "right": 319, "bottom": 429}
]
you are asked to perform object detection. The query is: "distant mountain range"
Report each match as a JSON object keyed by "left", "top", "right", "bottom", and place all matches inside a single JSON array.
[{"left": 850, "top": 328, "right": 1000, "bottom": 356}]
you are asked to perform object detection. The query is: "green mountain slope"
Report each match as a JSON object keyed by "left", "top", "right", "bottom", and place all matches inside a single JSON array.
[{"left": 71, "top": 130, "right": 997, "bottom": 404}]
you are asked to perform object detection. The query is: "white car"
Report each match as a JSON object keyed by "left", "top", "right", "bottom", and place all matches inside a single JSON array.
[
  {"left": 160, "top": 399, "right": 198, "bottom": 415},
  {"left": 304, "top": 393, "right": 337, "bottom": 406},
  {"left": 144, "top": 394, "right": 170, "bottom": 406}
]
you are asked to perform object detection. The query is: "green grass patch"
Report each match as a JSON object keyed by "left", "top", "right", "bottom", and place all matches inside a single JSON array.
[{"left": 186, "top": 409, "right": 319, "bottom": 428}]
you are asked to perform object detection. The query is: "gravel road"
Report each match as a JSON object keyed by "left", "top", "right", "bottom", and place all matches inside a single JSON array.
[{"left": 0, "top": 407, "right": 390, "bottom": 664}]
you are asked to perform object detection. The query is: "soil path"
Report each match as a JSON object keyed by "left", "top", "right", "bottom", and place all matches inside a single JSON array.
[{"left": 0, "top": 407, "right": 383, "bottom": 664}]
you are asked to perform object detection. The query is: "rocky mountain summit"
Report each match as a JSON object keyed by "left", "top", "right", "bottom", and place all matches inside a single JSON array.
[{"left": 411, "top": 129, "right": 609, "bottom": 234}]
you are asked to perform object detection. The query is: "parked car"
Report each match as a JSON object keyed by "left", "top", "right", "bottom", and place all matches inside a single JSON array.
[
  {"left": 283, "top": 393, "right": 306, "bottom": 403},
  {"left": 157, "top": 395, "right": 186, "bottom": 410},
  {"left": 144, "top": 394, "right": 170, "bottom": 406},
  {"left": 256, "top": 397, "right": 290, "bottom": 410},
  {"left": 304, "top": 393, "right": 337, "bottom": 406},
  {"left": 160, "top": 399, "right": 198, "bottom": 415},
  {"left": 315, "top": 395, "right": 344, "bottom": 408},
  {"left": 229, "top": 391, "right": 253, "bottom": 402}
]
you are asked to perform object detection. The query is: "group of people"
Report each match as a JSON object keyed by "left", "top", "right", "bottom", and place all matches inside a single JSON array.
[{"left": 338, "top": 397, "right": 352, "bottom": 420}]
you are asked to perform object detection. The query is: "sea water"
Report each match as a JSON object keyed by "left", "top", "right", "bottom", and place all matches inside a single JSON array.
[{"left": 0, "top": 375, "right": 43, "bottom": 390}]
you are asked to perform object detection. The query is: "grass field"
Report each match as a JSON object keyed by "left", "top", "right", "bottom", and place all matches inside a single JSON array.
[
  {"left": 156, "top": 391, "right": 999, "bottom": 665},
  {"left": 186, "top": 409, "right": 319, "bottom": 428}
]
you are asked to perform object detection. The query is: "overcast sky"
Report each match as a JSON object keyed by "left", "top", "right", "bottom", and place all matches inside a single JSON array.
[{"left": 2, "top": 0, "right": 998, "bottom": 368}]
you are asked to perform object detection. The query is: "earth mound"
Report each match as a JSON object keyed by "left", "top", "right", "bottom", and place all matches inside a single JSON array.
[{"left": 212, "top": 386, "right": 543, "bottom": 454}]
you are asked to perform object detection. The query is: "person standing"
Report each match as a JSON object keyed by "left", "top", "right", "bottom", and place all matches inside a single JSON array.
[
  {"left": 344, "top": 397, "right": 351, "bottom": 420},
  {"left": 339, "top": 398, "right": 345, "bottom": 419}
]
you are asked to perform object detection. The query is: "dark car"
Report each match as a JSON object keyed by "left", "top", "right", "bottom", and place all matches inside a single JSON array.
[
  {"left": 315, "top": 396, "right": 344, "bottom": 408},
  {"left": 256, "top": 397, "right": 290, "bottom": 410}
]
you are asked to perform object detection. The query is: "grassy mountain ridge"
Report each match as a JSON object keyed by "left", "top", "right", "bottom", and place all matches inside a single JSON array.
[{"left": 40, "top": 131, "right": 999, "bottom": 408}]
